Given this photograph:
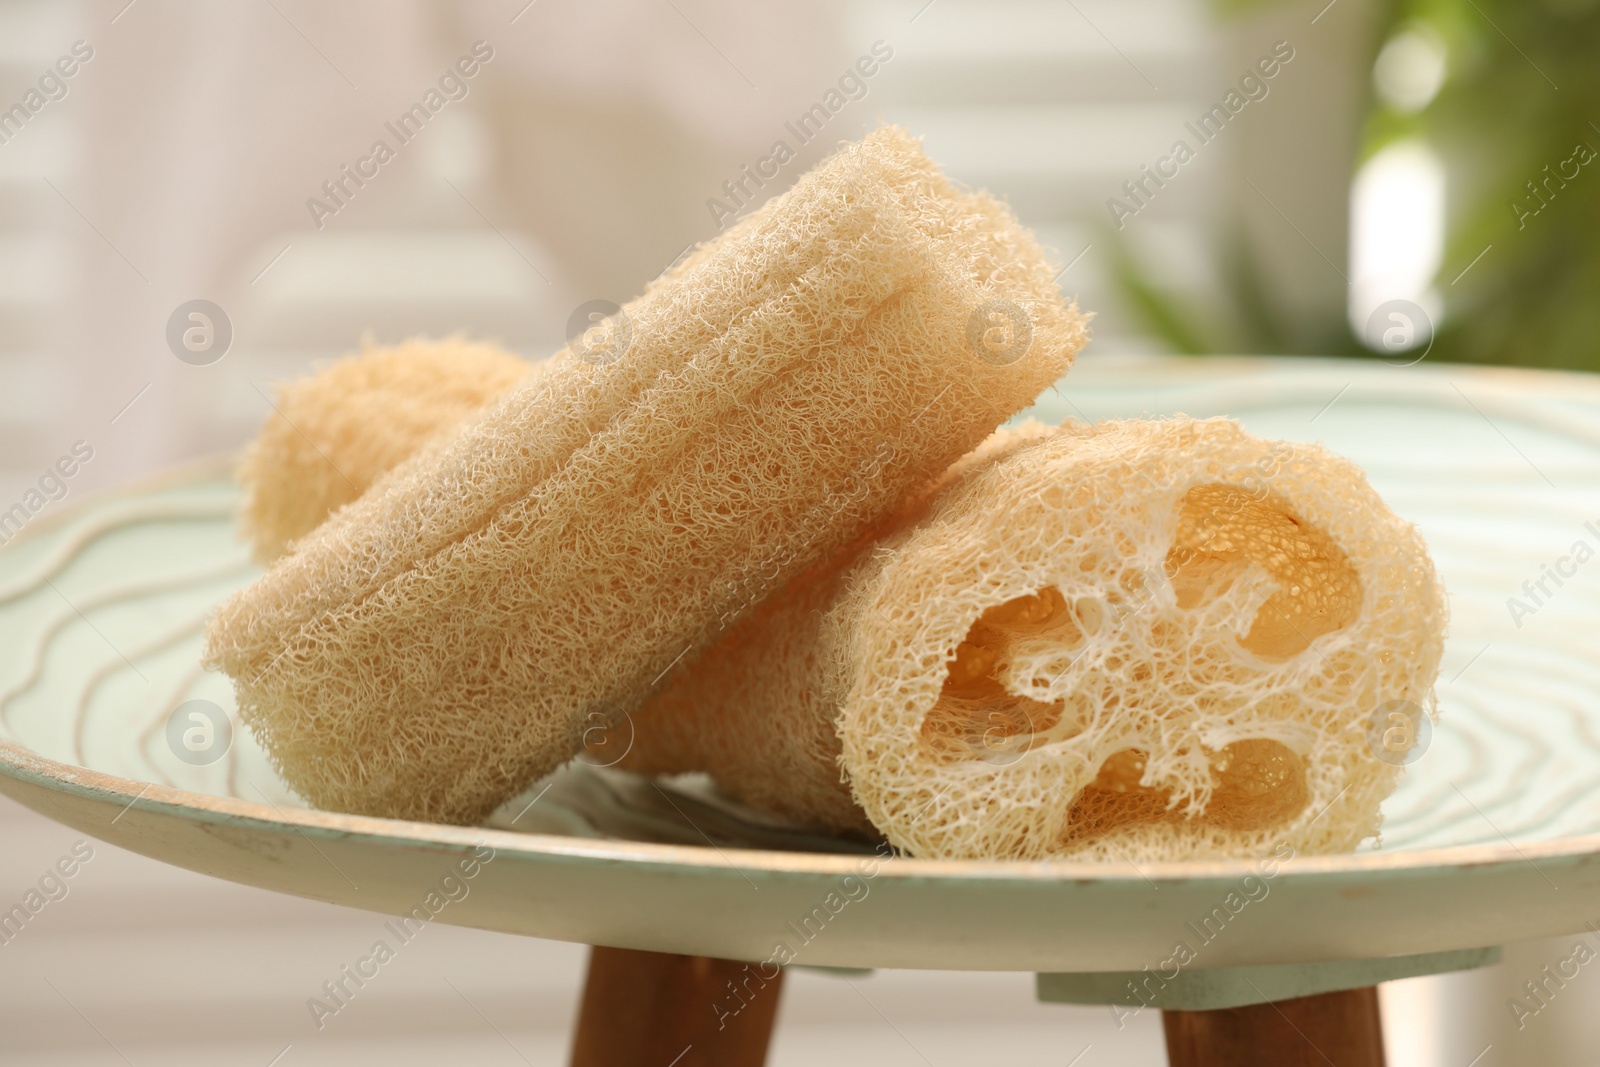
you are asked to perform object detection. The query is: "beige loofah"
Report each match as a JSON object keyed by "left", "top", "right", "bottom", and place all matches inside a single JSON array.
[
  {"left": 626, "top": 418, "right": 1447, "bottom": 861},
  {"left": 618, "top": 422, "right": 1059, "bottom": 838},
  {"left": 238, "top": 338, "right": 532, "bottom": 562},
  {"left": 205, "top": 125, "right": 1088, "bottom": 825}
]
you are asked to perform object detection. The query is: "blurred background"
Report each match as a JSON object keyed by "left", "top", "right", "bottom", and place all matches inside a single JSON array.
[{"left": 0, "top": 0, "right": 1596, "bottom": 1063}]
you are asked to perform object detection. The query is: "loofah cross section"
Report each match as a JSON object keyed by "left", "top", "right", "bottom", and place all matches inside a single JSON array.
[
  {"left": 237, "top": 337, "right": 533, "bottom": 563},
  {"left": 204, "top": 125, "right": 1088, "bottom": 825},
  {"left": 626, "top": 419, "right": 1446, "bottom": 862}
]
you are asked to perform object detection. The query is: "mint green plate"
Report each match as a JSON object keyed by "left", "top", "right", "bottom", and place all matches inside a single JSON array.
[{"left": 3, "top": 356, "right": 1598, "bottom": 974}]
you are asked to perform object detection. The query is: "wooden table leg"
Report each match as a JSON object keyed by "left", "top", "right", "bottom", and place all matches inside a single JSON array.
[
  {"left": 570, "top": 945, "right": 785, "bottom": 1067},
  {"left": 1162, "top": 986, "right": 1385, "bottom": 1067}
]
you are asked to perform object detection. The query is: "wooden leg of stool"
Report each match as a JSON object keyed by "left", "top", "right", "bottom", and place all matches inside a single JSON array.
[
  {"left": 1162, "top": 986, "right": 1385, "bottom": 1067},
  {"left": 570, "top": 946, "right": 785, "bottom": 1067}
]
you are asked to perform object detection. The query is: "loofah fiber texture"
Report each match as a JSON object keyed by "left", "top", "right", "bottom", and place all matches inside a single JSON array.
[
  {"left": 624, "top": 418, "right": 1447, "bottom": 861},
  {"left": 238, "top": 337, "right": 533, "bottom": 563},
  {"left": 618, "top": 421, "right": 1058, "bottom": 838},
  {"left": 205, "top": 125, "right": 1089, "bottom": 825}
]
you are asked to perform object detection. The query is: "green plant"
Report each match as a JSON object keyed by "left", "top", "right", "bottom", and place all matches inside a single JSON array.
[{"left": 1114, "top": 0, "right": 1600, "bottom": 370}]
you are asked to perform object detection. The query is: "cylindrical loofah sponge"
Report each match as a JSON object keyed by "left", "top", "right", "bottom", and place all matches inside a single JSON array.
[
  {"left": 238, "top": 337, "right": 532, "bottom": 563},
  {"left": 624, "top": 418, "right": 1447, "bottom": 861},
  {"left": 618, "top": 421, "right": 1059, "bottom": 838},
  {"left": 205, "top": 125, "right": 1089, "bottom": 825}
]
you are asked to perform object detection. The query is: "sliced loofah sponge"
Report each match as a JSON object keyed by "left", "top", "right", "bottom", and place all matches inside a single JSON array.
[
  {"left": 205, "top": 125, "right": 1089, "bottom": 825},
  {"left": 238, "top": 338, "right": 533, "bottom": 563},
  {"left": 618, "top": 422, "right": 1059, "bottom": 838},
  {"left": 625, "top": 418, "right": 1447, "bottom": 861}
]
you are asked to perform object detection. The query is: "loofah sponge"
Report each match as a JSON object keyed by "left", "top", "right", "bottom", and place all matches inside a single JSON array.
[
  {"left": 618, "top": 422, "right": 1059, "bottom": 838},
  {"left": 624, "top": 418, "right": 1447, "bottom": 861},
  {"left": 238, "top": 338, "right": 532, "bottom": 563},
  {"left": 204, "top": 125, "right": 1089, "bottom": 825}
]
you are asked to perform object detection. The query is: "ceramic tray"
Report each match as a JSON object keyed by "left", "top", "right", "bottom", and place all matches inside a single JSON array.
[{"left": 3, "top": 355, "right": 1598, "bottom": 974}]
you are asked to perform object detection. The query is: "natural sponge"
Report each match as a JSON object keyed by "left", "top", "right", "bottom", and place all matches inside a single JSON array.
[
  {"left": 204, "top": 125, "right": 1089, "bottom": 825},
  {"left": 625, "top": 418, "right": 1447, "bottom": 861},
  {"left": 618, "top": 422, "right": 1059, "bottom": 838},
  {"left": 238, "top": 337, "right": 531, "bottom": 562}
]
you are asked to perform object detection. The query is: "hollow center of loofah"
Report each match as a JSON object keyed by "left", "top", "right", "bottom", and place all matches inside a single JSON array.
[
  {"left": 1165, "top": 483, "right": 1362, "bottom": 660},
  {"left": 921, "top": 586, "right": 1313, "bottom": 838},
  {"left": 921, "top": 589, "right": 1071, "bottom": 763},
  {"left": 917, "top": 481, "right": 1350, "bottom": 842},
  {"left": 1060, "top": 740, "right": 1309, "bottom": 844}
]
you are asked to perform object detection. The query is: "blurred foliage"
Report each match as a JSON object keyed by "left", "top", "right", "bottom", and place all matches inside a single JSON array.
[
  {"left": 1113, "top": 0, "right": 1600, "bottom": 370},
  {"left": 1105, "top": 228, "right": 1358, "bottom": 356}
]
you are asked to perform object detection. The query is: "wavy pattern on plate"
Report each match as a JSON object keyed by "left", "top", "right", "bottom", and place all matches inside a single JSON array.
[{"left": 1, "top": 359, "right": 1597, "bottom": 854}]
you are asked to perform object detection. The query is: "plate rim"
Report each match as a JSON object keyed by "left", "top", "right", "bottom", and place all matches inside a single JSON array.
[
  {"left": 6, "top": 356, "right": 1600, "bottom": 890},
  {"left": 5, "top": 739, "right": 1597, "bottom": 887}
]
